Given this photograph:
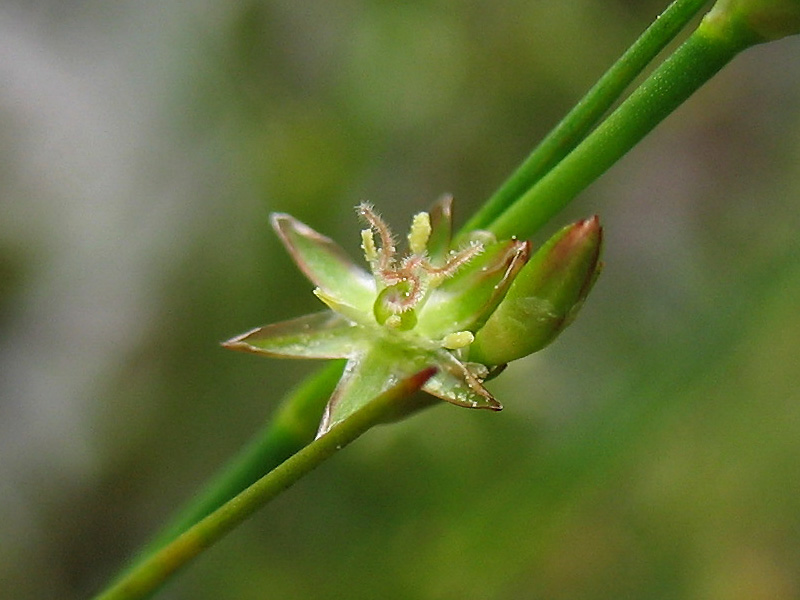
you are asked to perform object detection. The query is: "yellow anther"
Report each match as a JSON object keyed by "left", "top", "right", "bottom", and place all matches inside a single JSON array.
[
  {"left": 385, "top": 315, "right": 403, "bottom": 329},
  {"left": 442, "top": 331, "right": 474, "bottom": 350},
  {"left": 361, "top": 229, "right": 378, "bottom": 263},
  {"left": 408, "top": 211, "right": 431, "bottom": 255}
]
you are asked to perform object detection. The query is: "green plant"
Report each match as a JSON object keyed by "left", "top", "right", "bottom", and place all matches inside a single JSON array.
[{"left": 93, "top": 1, "right": 799, "bottom": 598}]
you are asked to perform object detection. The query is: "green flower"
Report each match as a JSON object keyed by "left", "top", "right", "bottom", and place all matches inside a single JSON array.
[
  {"left": 223, "top": 197, "right": 602, "bottom": 436},
  {"left": 224, "top": 197, "right": 529, "bottom": 435}
]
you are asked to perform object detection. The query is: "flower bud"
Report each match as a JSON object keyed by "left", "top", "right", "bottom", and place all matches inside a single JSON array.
[
  {"left": 703, "top": 0, "right": 800, "bottom": 42},
  {"left": 469, "top": 216, "right": 602, "bottom": 366}
]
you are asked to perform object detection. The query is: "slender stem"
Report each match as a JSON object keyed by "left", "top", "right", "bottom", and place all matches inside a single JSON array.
[
  {"left": 486, "top": 13, "right": 759, "bottom": 241},
  {"left": 458, "top": 0, "right": 711, "bottom": 239},
  {"left": 98, "top": 361, "right": 343, "bottom": 595},
  {"left": 138, "top": 360, "right": 344, "bottom": 557},
  {"left": 93, "top": 368, "right": 437, "bottom": 600}
]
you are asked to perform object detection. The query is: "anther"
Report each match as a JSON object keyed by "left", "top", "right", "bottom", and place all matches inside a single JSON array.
[{"left": 408, "top": 211, "right": 431, "bottom": 255}]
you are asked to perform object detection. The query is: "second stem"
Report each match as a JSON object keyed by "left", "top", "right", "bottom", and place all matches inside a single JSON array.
[{"left": 487, "top": 11, "right": 759, "bottom": 241}]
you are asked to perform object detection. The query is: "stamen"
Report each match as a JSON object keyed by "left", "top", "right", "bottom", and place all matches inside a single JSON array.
[
  {"left": 442, "top": 331, "right": 474, "bottom": 350},
  {"left": 361, "top": 229, "right": 378, "bottom": 267},
  {"left": 356, "top": 202, "right": 396, "bottom": 273},
  {"left": 408, "top": 211, "right": 431, "bottom": 255}
]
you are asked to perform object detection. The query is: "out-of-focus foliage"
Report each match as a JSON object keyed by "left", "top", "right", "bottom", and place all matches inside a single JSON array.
[{"left": 2, "top": 1, "right": 800, "bottom": 599}]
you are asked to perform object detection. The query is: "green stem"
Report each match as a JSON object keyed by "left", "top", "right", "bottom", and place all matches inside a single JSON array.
[
  {"left": 93, "top": 368, "right": 437, "bottom": 600},
  {"left": 458, "top": 0, "right": 711, "bottom": 239},
  {"left": 139, "top": 360, "right": 344, "bottom": 557},
  {"left": 99, "top": 361, "right": 344, "bottom": 596},
  {"left": 487, "top": 12, "right": 759, "bottom": 241}
]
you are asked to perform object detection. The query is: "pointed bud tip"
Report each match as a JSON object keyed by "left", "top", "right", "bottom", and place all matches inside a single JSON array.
[
  {"left": 545, "top": 215, "right": 603, "bottom": 276},
  {"left": 469, "top": 216, "right": 603, "bottom": 365},
  {"left": 568, "top": 215, "right": 602, "bottom": 244},
  {"left": 580, "top": 214, "right": 601, "bottom": 230}
]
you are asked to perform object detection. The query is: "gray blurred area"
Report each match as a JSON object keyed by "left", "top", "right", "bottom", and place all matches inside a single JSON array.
[{"left": 3, "top": 1, "right": 800, "bottom": 598}]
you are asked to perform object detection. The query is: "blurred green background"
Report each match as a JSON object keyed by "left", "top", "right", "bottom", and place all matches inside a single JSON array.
[{"left": 3, "top": 1, "right": 800, "bottom": 598}]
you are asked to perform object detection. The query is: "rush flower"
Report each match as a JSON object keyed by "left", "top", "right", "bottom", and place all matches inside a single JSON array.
[{"left": 223, "top": 197, "right": 601, "bottom": 436}]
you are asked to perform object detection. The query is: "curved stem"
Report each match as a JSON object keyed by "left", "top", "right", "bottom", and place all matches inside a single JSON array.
[
  {"left": 486, "top": 13, "right": 758, "bottom": 241},
  {"left": 458, "top": 0, "right": 711, "bottom": 239},
  {"left": 93, "top": 368, "right": 437, "bottom": 600}
]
